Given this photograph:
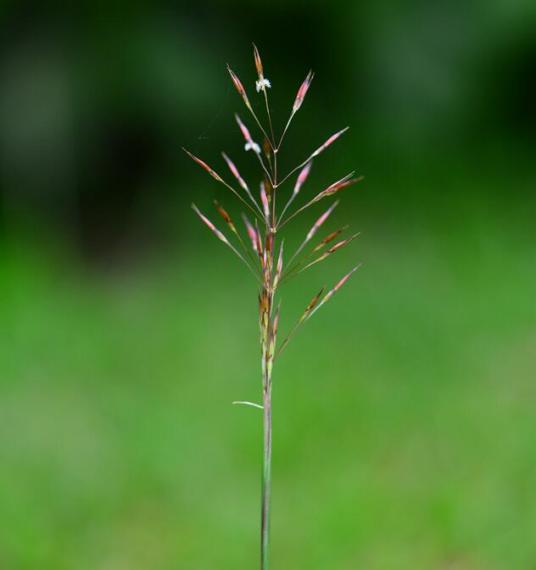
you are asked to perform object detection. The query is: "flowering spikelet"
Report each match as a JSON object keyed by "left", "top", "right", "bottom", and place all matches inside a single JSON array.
[
  {"left": 311, "top": 174, "right": 363, "bottom": 204},
  {"left": 242, "top": 213, "right": 258, "bottom": 250},
  {"left": 272, "top": 241, "right": 284, "bottom": 290},
  {"left": 253, "top": 44, "right": 271, "bottom": 92},
  {"left": 292, "top": 70, "right": 314, "bottom": 114},
  {"left": 258, "top": 290, "right": 271, "bottom": 335},
  {"left": 221, "top": 152, "right": 248, "bottom": 191},
  {"left": 311, "top": 127, "right": 349, "bottom": 159},
  {"left": 265, "top": 230, "right": 274, "bottom": 255},
  {"left": 260, "top": 182, "right": 270, "bottom": 220},
  {"left": 213, "top": 200, "right": 237, "bottom": 233},
  {"left": 192, "top": 203, "right": 230, "bottom": 245},
  {"left": 306, "top": 201, "right": 339, "bottom": 242},
  {"left": 268, "top": 303, "right": 280, "bottom": 356},
  {"left": 242, "top": 213, "right": 263, "bottom": 258},
  {"left": 253, "top": 43, "right": 264, "bottom": 78},
  {"left": 278, "top": 161, "right": 313, "bottom": 222},
  {"left": 313, "top": 226, "right": 348, "bottom": 252},
  {"left": 294, "top": 161, "right": 312, "bottom": 196},
  {"left": 303, "top": 287, "right": 325, "bottom": 319},
  {"left": 272, "top": 305, "right": 280, "bottom": 337},
  {"left": 302, "top": 233, "right": 360, "bottom": 271},
  {"left": 333, "top": 265, "right": 360, "bottom": 291},
  {"left": 227, "top": 65, "right": 252, "bottom": 110},
  {"left": 309, "top": 265, "right": 362, "bottom": 318},
  {"left": 183, "top": 148, "right": 224, "bottom": 182},
  {"left": 236, "top": 114, "right": 261, "bottom": 154}
]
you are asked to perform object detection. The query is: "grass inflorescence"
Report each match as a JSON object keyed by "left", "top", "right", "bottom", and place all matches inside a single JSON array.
[{"left": 185, "top": 44, "right": 363, "bottom": 570}]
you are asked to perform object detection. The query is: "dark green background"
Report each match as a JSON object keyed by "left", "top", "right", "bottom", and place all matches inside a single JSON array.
[{"left": 1, "top": 1, "right": 535, "bottom": 569}]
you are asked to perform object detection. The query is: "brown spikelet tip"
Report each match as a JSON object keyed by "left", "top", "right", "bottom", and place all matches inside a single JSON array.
[
  {"left": 265, "top": 231, "right": 274, "bottom": 254},
  {"left": 213, "top": 200, "right": 234, "bottom": 227},
  {"left": 314, "top": 225, "right": 349, "bottom": 251},
  {"left": 328, "top": 240, "right": 346, "bottom": 254},
  {"left": 183, "top": 147, "right": 223, "bottom": 182},
  {"left": 253, "top": 43, "right": 264, "bottom": 77},
  {"left": 263, "top": 137, "right": 271, "bottom": 160},
  {"left": 306, "top": 287, "right": 325, "bottom": 313},
  {"left": 227, "top": 65, "right": 248, "bottom": 99}
]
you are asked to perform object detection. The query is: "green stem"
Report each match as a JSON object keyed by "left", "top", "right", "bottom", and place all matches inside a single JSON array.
[
  {"left": 260, "top": 283, "right": 274, "bottom": 570},
  {"left": 261, "top": 375, "right": 272, "bottom": 570}
]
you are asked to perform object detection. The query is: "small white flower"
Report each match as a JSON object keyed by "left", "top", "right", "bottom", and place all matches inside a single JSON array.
[
  {"left": 256, "top": 77, "right": 271, "bottom": 93},
  {"left": 245, "top": 141, "right": 261, "bottom": 154}
]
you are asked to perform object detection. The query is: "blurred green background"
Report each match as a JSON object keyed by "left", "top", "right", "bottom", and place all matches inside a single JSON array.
[{"left": 1, "top": 1, "right": 536, "bottom": 569}]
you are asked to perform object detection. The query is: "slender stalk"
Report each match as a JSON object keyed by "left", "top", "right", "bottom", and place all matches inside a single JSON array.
[
  {"left": 261, "top": 366, "right": 272, "bottom": 570},
  {"left": 277, "top": 112, "right": 295, "bottom": 151},
  {"left": 260, "top": 230, "right": 276, "bottom": 569}
]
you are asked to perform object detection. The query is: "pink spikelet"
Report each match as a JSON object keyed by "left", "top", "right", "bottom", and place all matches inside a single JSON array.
[
  {"left": 334, "top": 265, "right": 361, "bottom": 291},
  {"left": 304, "top": 265, "right": 362, "bottom": 319},
  {"left": 253, "top": 43, "right": 264, "bottom": 79},
  {"left": 260, "top": 182, "right": 270, "bottom": 220},
  {"left": 306, "top": 201, "right": 339, "bottom": 242},
  {"left": 236, "top": 114, "right": 253, "bottom": 142},
  {"left": 222, "top": 152, "right": 248, "bottom": 191},
  {"left": 242, "top": 214, "right": 263, "bottom": 257},
  {"left": 293, "top": 70, "right": 314, "bottom": 114},
  {"left": 242, "top": 214, "right": 258, "bottom": 249},
  {"left": 183, "top": 148, "right": 224, "bottom": 183},
  {"left": 294, "top": 161, "right": 312, "bottom": 196},
  {"left": 311, "top": 174, "right": 363, "bottom": 204},
  {"left": 315, "top": 265, "right": 361, "bottom": 313},
  {"left": 311, "top": 127, "right": 349, "bottom": 158},
  {"left": 192, "top": 203, "right": 230, "bottom": 245},
  {"left": 235, "top": 114, "right": 261, "bottom": 154},
  {"left": 227, "top": 65, "right": 252, "bottom": 110}
]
